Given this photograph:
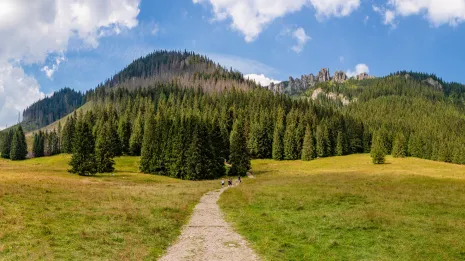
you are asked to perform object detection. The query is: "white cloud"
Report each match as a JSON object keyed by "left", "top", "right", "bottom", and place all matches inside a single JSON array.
[
  {"left": 245, "top": 74, "right": 281, "bottom": 86},
  {"left": 364, "top": 15, "right": 370, "bottom": 24},
  {"left": 41, "top": 55, "right": 66, "bottom": 79},
  {"left": 373, "top": 5, "right": 397, "bottom": 28},
  {"left": 339, "top": 56, "right": 345, "bottom": 63},
  {"left": 291, "top": 27, "right": 311, "bottom": 53},
  {"left": 193, "top": 0, "right": 360, "bottom": 42},
  {"left": 0, "top": 0, "right": 140, "bottom": 128},
  {"left": 346, "top": 64, "right": 369, "bottom": 78},
  {"left": 375, "top": 0, "right": 465, "bottom": 28},
  {"left": 0, "top": 64, "right": 45, "bottom": 129}
]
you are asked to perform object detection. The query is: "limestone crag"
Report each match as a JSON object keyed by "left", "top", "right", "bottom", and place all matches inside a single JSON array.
[
  {"left": 333, "top": 70, "right": 348, "bottom": 83},
  {"left": 266, "top": 68, "right": 375, "bottom": 95}
]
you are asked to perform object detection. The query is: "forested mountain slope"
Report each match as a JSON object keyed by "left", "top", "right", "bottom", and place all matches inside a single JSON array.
[{"left": 300, "top": 72, "right": 465, "bottom": 163}]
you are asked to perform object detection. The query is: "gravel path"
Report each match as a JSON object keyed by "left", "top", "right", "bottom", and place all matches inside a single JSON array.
[{"left": 159, "top": 186, "right": 260, "bottom": 261}]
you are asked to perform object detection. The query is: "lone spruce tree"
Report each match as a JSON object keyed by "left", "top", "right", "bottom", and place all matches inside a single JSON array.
[
  {"left": 69, "top": 119, "right": 97, "bottom": 176},
  {"left": 301, "top": 124, "right": 315, "bottom": 161},
  {"left": 95, "top": 122, "right": 115, "bottom": 173},
  {"left": 229, "top": 119, "right": 250, "bottom": 176},
  {"left": 371, "top": 131, "right": 386, "bottom": 164},
  {"left": 10, "top": 126, "right": 28, "bottom": 161}
]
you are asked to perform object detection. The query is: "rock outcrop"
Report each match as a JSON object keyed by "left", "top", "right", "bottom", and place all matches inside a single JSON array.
[
  {"left": 333, "top": 71, "right": 348, "bottom": 83},
  {"left": 265, "top": 68, "right": 375, "bottom": 95}
]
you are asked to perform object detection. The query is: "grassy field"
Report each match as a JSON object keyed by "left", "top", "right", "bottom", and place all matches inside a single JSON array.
[
  {"left": 0, "top": 155, "right": 217, "bottom": 260},
  {"left": 220, "top": 155, "right": 465, "bottom": 261}
]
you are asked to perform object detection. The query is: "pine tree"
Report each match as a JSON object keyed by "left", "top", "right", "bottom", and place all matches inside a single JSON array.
[
  {"left": 118, "top": 114, "right": 131, "bottom": 155},
  {"left": 1, "top": 129, "right": 14, "bottom": 159},
  {"left": 129, "top": 111, "right": 144, "bottom": 156},
  {"left": 284, "top": 110, "right": 299, "bottom": 160},
  {"left": 61, "top": 116, "right": 76, "bottom": 153},
  {"left": 336, "top": 131, "right": 345, "bottom": 156},
  {"left": 10, "top": 126, "right": 28, "bottom": 161},
  {"left": 95, "top": 122, "right": 115, "bottom": 173},
  {"left": 301, "top": 124, "right": 315, "bottom": 161},
  {"left": 272, "top": 107, "right": 285, "bottom": 160},
  {"left": 32, "top": 131, "right": 45, "bottom": 158},
  {"left": 392, "top": 132, "right": 407, "bottom": 158},
  {"left": 229, "top": 119, "right": 250, "bottom": 176},
  {"left": 371, "top": 131, "right": 386, "bottom": 164},
  {"left": 140, "top": 108, "right": 158, "bottom": 173},
  {"left": 316, "top": 125, "right": 328, "bottom": 158},
  {"left": 69, "top": 119, "right": 97, "bottom": 176}
]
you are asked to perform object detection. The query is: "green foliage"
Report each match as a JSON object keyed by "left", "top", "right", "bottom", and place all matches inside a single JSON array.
[
  {"left": 301, "top": 124, "right": 315, "bottom": 161},
  {"left": 229, "top": 119, "right": 250, "bottom": 176},
  {"left": 61, "top": 115, "right": 76, "bottom": 153},
  {"left": 95, "top": 122, "right": 115, "bottom": 173},
  {"left": 371, "top": 131, "right": 386, "bottom": 164},
  {"left": 272, "top": 107, "right": 285, "bottom": 160},
  {"left": 10, "top": 126, "right": 28, "bottom": 161},
  {"left": 32, "top": 131, "right": 45, "bottom": 157},
  {"left": 69, "top": 119, "right": 97, "bottom": 176},
  {"left": 392, "top": 132, "right": 407, "bottom": 158},
  {"left": 1, "top": 129, "right": 14, "bottom": 159}
]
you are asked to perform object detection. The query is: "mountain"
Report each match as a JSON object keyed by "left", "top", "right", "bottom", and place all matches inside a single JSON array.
[{"left": 13, "top": 50, "right": 257, "bottom": 134}]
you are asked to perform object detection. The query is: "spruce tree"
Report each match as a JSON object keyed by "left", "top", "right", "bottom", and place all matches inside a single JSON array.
[
  {"left": 272, "top": 107, "right": 285, "bottom": 160},
  {"left": 118, "top": 115, "right": 131, "bottom": 155},
  {"left": 61, "top": 116, "right": 76, "bottom": 153},
  {"left": 392, "top": 132, "right": 407, "bottom": 158},
  {"left": 301, "top": 124, "right": 315, "bottom": 161},
  {"left": 95, "top": 122, "right": 115, "bottom": 173},
  {"left": 336, "top": 131, "right": 345, "bottom": 156},
  {"left": 316, "top": 125, "right": 328, "bottom": 158},
  {"left": 10, "top": 126, "right": 28, "bottom": 161},
  {"left": 1, "top": 129, "right": 14, "bottom": 159},
  {"left": 69, "top": 119, "right": 97, "bottom": 176},
  {"left": 371, "top": 131, "right": 386, "bottom": 164},
  {"left": 229, "top": 119, "right": 250, "bottom": 176},
  {"left": 129, "top": 111, "right": 144, "bottom": 156}
]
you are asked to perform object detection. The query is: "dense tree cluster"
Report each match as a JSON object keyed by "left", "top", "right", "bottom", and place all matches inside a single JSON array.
[
  {"left": 22, "top": 88, "right": 85, "bottom": 131},
  {"left": 32, "top": 130, "right": 60, "bottom": 158},
  {"left": 1, "top": 126, "right": 27, "bottom": 161}
]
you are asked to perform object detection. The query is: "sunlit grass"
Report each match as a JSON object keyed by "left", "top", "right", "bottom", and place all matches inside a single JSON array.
[
  {"left": 0, "top": 155, "right": 217, "bottom": 260},
  {"left": 220, "top": 155, "right": 465, "bottom": 260}
]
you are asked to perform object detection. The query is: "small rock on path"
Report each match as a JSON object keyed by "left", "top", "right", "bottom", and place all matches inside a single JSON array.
[{"left": 159, "top": 186, "right": 260, "bottom": 261}]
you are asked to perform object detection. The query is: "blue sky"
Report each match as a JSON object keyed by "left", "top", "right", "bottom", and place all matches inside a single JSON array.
[{"left": 1, "top": 0, "right": 465, "bottom": 127}]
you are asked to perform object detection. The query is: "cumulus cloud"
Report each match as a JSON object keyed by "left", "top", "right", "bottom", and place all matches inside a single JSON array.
[
  {"left": 0, "top": 0, "right": 140, "bottom": 127},
  {"left": 193, "top": 0, "right": 360, "bottom": 42},
  {"left": 0, "top": 64, "right": 45, "bottom": 129},
  {"left": 346, "top": 64, "right": 369, "bottom": 78},
  {"left": 245, "top": 74, "right": 281, "bottom": 86},
  {"left": 152, "top": 23, "right": 160, "bottom": 35},
  {"left": 375, "top": 0, "right": 465, "bottom": 28},
  {"left": 291, "top": 27, "right": 311, "bottom": 53}
]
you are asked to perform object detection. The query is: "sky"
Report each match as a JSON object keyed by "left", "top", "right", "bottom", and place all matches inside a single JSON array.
[{"left": 1, "top": 0, "right": 465, "bottom": 128}]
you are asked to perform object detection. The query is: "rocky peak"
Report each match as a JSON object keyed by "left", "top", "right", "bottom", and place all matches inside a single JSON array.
[
  {"left": 317, "top": 68, "right": 330, "bottom": 82},
  {"left": 333, "top": 71, "right": 348, "bottom": 83},
  {"left": 355, "top": 72, "right": 374, "bottom": 80}
]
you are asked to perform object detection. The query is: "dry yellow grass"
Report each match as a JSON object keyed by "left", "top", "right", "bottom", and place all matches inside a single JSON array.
[{"left": 0, "top": 155, "right": 217, "bottom": 260}]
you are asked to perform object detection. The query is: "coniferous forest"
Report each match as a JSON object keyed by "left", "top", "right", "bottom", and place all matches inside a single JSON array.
[{"left": 3, "top": 50, "right": 465, "bottom": 179}]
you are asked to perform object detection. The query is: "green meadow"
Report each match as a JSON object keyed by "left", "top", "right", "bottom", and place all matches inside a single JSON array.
[
  {"left": 220, "top": 155, "right": 465, "bottom": 261},
  {"left": 0, "top": 155, "right": 217, "bottom": 260}
]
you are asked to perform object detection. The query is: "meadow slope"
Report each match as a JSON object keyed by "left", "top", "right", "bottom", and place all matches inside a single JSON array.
[
  {"left": 0, "top": 155, "right": 217, "bottom": 260},
  {"left": 220, "top": 155, "right": 465, "bottom": 261}
]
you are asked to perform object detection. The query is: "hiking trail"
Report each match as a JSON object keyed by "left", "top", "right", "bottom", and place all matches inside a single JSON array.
[{"left": 159, "top": 183, "right": 260, "bottom": 261}]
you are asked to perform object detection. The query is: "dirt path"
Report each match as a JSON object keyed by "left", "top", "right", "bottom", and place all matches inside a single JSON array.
[{"left": 159, "top": 185, "right": 260, "bottom": 261}]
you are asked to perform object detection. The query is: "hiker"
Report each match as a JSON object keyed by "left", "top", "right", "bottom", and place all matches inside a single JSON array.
[
  {"left": 222, "top": 179, "right": 225, "bottom": 187},
  {"left": 238, "top": 176, "right": 241, "bottom": 183},
  {"left": 228, "top": 178, "right": 232, "bottom": 187}
]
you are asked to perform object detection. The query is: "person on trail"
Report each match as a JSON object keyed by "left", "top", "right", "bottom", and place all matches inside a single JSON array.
[
  {"left": 238, "top": 176, "right": 241, "bottom": 183},
  {"left": 228, "top": 178, "right": 232, "bottom": 187},
  {"left": 222, "top": 179, "right": 225, "bottom": 187}
]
